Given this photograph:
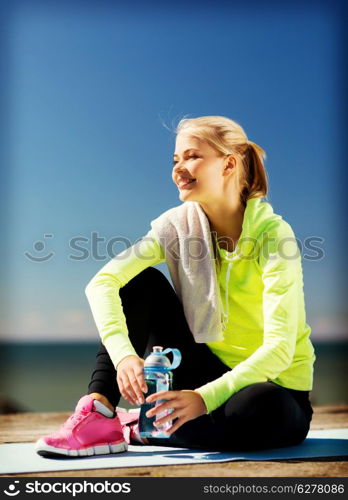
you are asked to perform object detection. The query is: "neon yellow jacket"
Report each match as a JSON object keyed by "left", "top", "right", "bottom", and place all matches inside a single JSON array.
[{"left": 85, "top": 198, "right": 315, "bottom": 414}]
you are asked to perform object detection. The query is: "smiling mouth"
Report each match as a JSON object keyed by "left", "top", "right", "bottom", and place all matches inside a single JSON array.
[{"left": 178, "top": 179, "right": 196, "bottom": 189}]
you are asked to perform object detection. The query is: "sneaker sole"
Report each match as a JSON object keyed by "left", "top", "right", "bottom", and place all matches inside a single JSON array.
[{"left": 35, "top": 438, "right": 128, "bottom": 458}]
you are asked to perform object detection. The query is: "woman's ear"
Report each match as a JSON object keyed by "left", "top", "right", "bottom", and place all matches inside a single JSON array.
[{"left": 224, "top": 155, "right": 236, "bottom": 175}]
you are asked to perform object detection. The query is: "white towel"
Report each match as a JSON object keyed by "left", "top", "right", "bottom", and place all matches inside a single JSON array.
[{"left": 150, "top": 201, "right": 225, "bottom": 343}]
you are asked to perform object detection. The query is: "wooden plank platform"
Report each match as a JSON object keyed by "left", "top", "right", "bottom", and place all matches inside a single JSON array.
[{"left": 1, "top": 406, "right": 348, "bottom": 477}]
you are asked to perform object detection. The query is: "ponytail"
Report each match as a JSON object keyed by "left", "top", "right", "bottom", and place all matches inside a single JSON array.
[{"left": 239, "top": 140, "right": 269, "bottom": 207}]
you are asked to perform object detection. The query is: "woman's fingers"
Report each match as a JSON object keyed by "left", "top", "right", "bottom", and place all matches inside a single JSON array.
[
  {"left": 145, "top": 390, "right": 207, "bottom": 434},
  {"left": 146, "top": 399, "right": 177, "bottom": 418},
  {"left": 118, "top": 371, "right": 147, "bottom": 405},
  {"left": 128, "top": 370, "right": 146, "bottom": 404},
  {"left": 115, "top": 355, "right": 147, "bottom": 405},
  {"left": 118, "top": 374, "right": 138, "bottom": 404},
  {"left": 164, "top": 415, "right": 186, "bottom": 435},
  {"left": 146, "top": 390, "right": 176, "bottom": 404},
  {"left": 153, "top": 408, "right": 181, "bottom": 427},
  {"left": 133, "top": 366, "right": 148, "bottom": 395}
]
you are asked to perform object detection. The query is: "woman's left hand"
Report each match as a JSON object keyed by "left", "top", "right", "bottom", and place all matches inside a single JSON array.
[{"left": 145, "top": 390, "right": 207, "bottom": 435}]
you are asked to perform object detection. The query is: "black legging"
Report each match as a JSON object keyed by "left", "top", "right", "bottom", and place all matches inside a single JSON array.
[{"left": 88, "top": 267, "right": 313, "bottom": 451}]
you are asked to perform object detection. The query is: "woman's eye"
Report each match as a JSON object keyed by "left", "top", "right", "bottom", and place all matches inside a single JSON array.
[{"left": 172, "top": 155, "right": 199, "bottom": 166}]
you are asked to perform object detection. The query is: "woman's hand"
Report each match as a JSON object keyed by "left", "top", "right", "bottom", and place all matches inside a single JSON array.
[
  {"left": 145, "top": 390, "right": 208, "bottom": 435},
  {"left": 116, "top": 355, "right": 148, "bottom": 405}
]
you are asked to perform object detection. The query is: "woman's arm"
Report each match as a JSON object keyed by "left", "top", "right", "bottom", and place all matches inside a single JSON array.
[
  {"left": 195, "top": 222, "right": 302, "bottom": 414},
  {"left": 84, "top": 229, "right": 165, "bottom": 369}
]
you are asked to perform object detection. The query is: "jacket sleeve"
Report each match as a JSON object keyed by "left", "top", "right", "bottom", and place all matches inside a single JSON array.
[
  {"left": 85, "top": 229, "right": 165, "bottom": 369},
  {"left": 195, "top": 222, "right": 301, "bottom": 414}
]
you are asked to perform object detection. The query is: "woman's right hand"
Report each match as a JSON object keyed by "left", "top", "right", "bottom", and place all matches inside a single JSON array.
[{"left": 116, "top": 355, "right": 148, "bottom": 405}]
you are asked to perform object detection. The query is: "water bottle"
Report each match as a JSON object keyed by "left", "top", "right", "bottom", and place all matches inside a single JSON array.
[{"left": 139, "top": 346, "right": 181, "bottom": 438}]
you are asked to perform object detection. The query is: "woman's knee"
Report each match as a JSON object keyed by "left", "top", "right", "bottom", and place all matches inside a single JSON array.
[
  {"left": 228, "top": 382, "right": 298, "bottom": 419},
  {"left": 219, "top": 383, "right": 300, "bottom": 439},
  {"left": 219, "top": 382, "right": 309, "bottom": 449},
  {"left": 120, "top": 267, "right": 169, "bottom": 296}
]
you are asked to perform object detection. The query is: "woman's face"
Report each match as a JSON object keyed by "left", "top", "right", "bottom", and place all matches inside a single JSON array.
[{"left": 172, "top": 133, "right": 231, "bottom": 204}]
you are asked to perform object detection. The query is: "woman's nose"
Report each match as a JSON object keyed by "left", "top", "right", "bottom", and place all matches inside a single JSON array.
[{"left": 173, "top": 161, "right": 185, "bottom": 173}]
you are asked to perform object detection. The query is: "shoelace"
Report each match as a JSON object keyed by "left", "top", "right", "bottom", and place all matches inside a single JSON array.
[{"left": 60, "top": 410, "right": 89, "bottom": 431}]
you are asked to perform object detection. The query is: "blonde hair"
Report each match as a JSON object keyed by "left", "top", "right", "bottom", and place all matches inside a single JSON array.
[{"left": 174, "top": 115, "right": 269, "bottom": 208}]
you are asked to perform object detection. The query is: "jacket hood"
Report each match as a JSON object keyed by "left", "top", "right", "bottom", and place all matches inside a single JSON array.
[{"left": 240, "top": 197, "right": 283, "bottom": 240}]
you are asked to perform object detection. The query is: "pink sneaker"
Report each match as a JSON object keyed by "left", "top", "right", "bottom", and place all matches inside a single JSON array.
[{"left": 35, "top": 395, "right": 128, "bottom": 457}]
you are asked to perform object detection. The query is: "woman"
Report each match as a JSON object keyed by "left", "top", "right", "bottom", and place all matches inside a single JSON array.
[{"left": 36, "top": 116, "right": 315, "bottom": 457}]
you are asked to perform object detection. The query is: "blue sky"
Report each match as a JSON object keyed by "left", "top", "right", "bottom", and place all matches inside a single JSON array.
[{"left": 1, "top": 0, "right": 347, "bottom": 342}]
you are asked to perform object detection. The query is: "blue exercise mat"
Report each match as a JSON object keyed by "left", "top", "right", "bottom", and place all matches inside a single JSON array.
[{"left": 0, "top": 428, "right": 347, "bottom": 475}]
